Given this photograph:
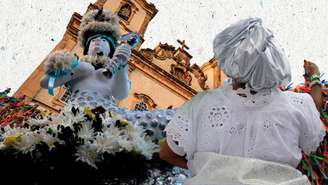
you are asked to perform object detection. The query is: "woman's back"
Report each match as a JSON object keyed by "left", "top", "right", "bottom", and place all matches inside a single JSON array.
[
  {"left": 165, "top": 83, "right": 324, "bottom": 167},
  {"left": 161, "top": 17, "right": 325, "bottom": 185}
]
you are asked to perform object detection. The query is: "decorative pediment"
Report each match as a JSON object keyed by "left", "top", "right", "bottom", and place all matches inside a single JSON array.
[
  {"left": 173, "top": 39, "right": 192, "bottom": 67},
  {"left": 170, "top": 63, "right": 192, "bottom": 85},
  {"left": 139, "top": 48, "right": 155, "bottom": 61},
  {"left": 173, "top": 49, "right": 191, "bottom": 67},
  {"left": 191, "top": 64, "right": 209, "bottom": 90},
  {"left": 154, "top": 43, "right": 176, "bottom": 60}
]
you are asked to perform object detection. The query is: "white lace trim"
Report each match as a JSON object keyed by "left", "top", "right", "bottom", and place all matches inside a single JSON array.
[
  {"left": 301, "top": 125, "right": 326, "bottom": 155},
  {"left": 165, "top": 106, "right": 194, "bottom": 159},
  {"left": 284, "top": 91, "right": 326, "bottom": 155}
]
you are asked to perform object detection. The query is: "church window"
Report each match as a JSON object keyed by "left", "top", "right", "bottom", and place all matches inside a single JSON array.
[
  {"left": 134, "top": 102, "right": 148, "bottom": 111},
  {"left": 118, "top": 3, "right": 132, "bottom": 21},
  {"left": 59, "top": 86, "right": 71, "bottom": 103}
]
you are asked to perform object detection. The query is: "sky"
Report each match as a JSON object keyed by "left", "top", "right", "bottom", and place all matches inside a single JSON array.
[{"left": 0, "top": 0, "right": 327, "bottom": 94}]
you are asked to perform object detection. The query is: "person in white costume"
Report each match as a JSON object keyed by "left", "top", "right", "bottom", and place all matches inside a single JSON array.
[
  {"left": 160, "top": 18, "right": 326, "bottom": 185},
  {"left": 40, "top": 9, "right": 136, "bottom": 109},
  {"left": 40, "top": 9, "right": 174, "bottom": 139}
]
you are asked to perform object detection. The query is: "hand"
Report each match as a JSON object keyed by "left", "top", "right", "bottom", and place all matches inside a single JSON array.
[
  {"left": 119, "top": 32, "right": 140, "bottom": 48},
  {"left": 44, "top": 51, "right": 77, "bottom": 74},
  {"left": 303, "top": 59, "right": 320, "bottom": 78}
]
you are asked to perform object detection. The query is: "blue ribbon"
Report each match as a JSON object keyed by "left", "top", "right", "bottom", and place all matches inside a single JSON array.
[
  {"left": 130, "top": 34, "right": 140, "bottom": 49},
  {"left": 47, "top": 59, "right": 79, "bottom": 96},
  {"left": 284, "top": 82, "right": 294, "bottom": 91}
]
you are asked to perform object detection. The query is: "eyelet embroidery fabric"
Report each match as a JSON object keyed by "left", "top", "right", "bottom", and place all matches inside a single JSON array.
[
  {"left": 284, "top": 91, "right": 326, "bottom": 155},
  {"left": 165, "top": 84, "right": 325, "bottom": 168},
  {"left": 165, "top": 100, "right": 195, "bottom": 159},
  {"left": 207, "top": 106, "right": 230, "bottom": 128}
]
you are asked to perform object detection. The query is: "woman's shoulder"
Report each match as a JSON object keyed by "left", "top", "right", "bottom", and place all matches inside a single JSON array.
[
  {"left": 277, "top": 90, "right": 318, "bottom": 116},
  {"left": 281, "top": 90, "right": 313, "bottom": 105},
  {"left": 190, "top": 88, "right": 225, "bottom": 104}
]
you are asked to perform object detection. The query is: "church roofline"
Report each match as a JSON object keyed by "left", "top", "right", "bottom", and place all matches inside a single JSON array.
[
  {"left": 140, "top": 0, "right": 158, "bottom": 18},
  {"left": 155, "top": 42, "right": 176, "bottom": 51},
  {"left": 200, "top": 57, "right": 217, "bottom": 70},
  {"left": 132, "top": 50, "right": 198, "bottom": 96}
]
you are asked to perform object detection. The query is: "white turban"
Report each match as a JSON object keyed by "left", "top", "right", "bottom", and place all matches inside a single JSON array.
[{"left": 213, "top": 18, "right": 291, "bottom": 91}]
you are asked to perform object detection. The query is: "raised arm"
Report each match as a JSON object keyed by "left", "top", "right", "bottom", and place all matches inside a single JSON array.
[
  {"left": 303, "top": 60, "right": 324, "bottom": 111},
  {"left": 104, "top": 44, "right": 132, "bottom": 100},
  {"left": 40, "top": 51, "right": 94, "bottom": 89}
]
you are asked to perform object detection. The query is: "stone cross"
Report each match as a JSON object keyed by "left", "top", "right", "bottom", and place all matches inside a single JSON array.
[{"left": 177, "top": 39, "right": 190, "bottom": 50}]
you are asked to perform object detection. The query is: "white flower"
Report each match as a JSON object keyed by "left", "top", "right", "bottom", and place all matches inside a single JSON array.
[
  {"left": 129, "top": 130, "right": 157, "bottom": 159},
  {"left": 14, "top": 132, "right": 41, "bottom": 153},
  {"left": 100, "top": 113, "right": 115, "bottom": 127},
  {"left": 38, "top": 128, "right": 63, "bottom": 149},
  {"left": 77, "top": 122, "right": 94, "bottom": 141},
  {"left": 75, "top": 141, "right": 99, "bottom": 169},
  {"left": 94, "top": 132, "right": 120, "bottom": 155},
  {"left": 43, "top": 103, "right": 86, "bottom": 129},
  {"left": 2, "top": 126, "right": 30, "bottom": 137},
  {"left": 101, "top": 121, "right": 157, "bottom": 159},
  {"left": 27, "top": 116, "right": 53, "bottom": 127},
  {"left": 1, "top": 125, "right": 63, "bottom": 153}
]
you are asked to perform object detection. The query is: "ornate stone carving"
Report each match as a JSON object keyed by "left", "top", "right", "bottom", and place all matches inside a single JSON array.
[
  {"left": 139, "top": 48, "right": 155, "bottom": 61},
  {"left": 170, "top": 63, "right": 192, "bottom": 86},
  {"left": 66, "top": 13, "right": 81, "bottom": 39},
  {"left": 134, "top": 93, "right": 157, "bottom": 109},
  {"left": 172, "top": 40, "right": 192, "bottom": 69},
  {"left": 154, "top": 43, "right": 175, "bottom": 60},
  {"left": 191, "top": 64, "right": 209, "bottom": 90}
]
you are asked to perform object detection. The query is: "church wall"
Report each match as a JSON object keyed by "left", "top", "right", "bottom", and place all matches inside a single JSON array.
[
  {"left": 189, "top": 74, "right": 203, "bottom": 91},
  {"left": 103, "top": 0, "right": 121, "bottom": 13},
  {"left": 130, "top": 4, "right": 147, "bottom": 32},
  {"left": 151, "top": 58, "right": 173, "bottom": 73},
  {"left": 203, "top": 66, "right": 216, "bottom": 89},
  {"left": 104, "top": 0, "right": 148, "bottom": 34},
  {"left": 118, "top": 69, "right": 187, "bottom": 110}
]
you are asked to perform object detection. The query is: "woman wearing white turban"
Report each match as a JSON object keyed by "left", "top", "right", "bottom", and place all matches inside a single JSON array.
[{"left": 160, "top": 18, "right": 325, "bottom": 185}]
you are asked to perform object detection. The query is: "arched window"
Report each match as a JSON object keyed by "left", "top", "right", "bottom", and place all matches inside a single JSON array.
[
  {"left": 133, "top": 93, "right": 157, "bottom": 111},
  {"left": 118, "top": 3, "right": 132, "bottom": 22},
  {"left": 134, "top": 102, "right": 148, "bottom": 111},
  {"left": 58, "top": 85, "right": 72, "bottom": 103},
  {"left": 60, "top": 89, "right": 71, "bottom": 103}
]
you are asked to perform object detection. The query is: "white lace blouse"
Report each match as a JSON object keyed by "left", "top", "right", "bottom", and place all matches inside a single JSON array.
[{"left": 165, "top": 83, "right": 325, "bottom": 168}]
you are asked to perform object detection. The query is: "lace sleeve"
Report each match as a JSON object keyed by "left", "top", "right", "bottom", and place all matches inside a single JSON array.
[
  {"left": 298, "top": 93, "right": 326, "bottom": 155},
  {"left": 164, "top": 100, "right": 194, "bottom": 159},
  {"left": 164, "top": 92, "right": 207, "bottom": 160}
]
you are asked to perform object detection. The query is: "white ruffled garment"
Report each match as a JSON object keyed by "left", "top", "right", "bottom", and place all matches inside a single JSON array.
[{"left": 165, "top": 83, "right": 325, "bottom": 185}]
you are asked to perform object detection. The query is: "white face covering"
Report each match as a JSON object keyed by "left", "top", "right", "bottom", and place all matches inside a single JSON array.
[
  {"left": 213, "top": 18, "right": 291, "bottom": 91},
  {"left": 87, "top": 36, "right": 111, "bottom": 57}
]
